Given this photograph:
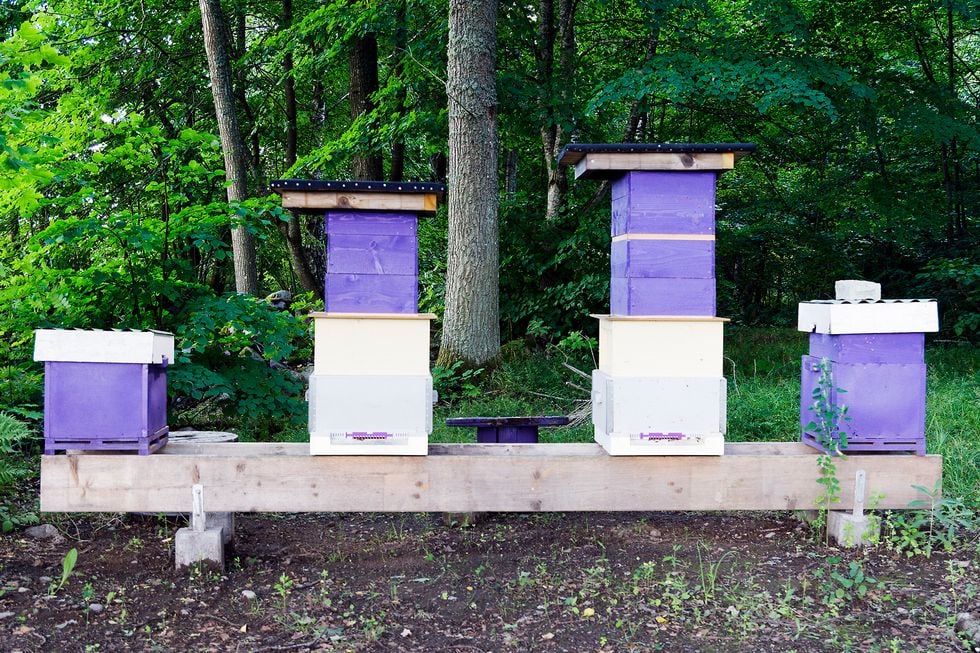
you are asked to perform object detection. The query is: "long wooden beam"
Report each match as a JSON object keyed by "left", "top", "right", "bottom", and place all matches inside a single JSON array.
[{"left": 39, "top": 442, "right": 942, "bottom": 513}]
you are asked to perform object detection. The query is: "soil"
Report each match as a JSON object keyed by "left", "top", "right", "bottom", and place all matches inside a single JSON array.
[{"left": 0, "top": 511, "right": 976, "bottom": 652}]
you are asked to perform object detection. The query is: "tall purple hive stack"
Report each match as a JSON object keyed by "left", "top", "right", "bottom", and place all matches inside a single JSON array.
[
  {"left": 798, "top": 280, "right": 939, "bottom": 455},
  {"left": 34, "top": 329, "right": 174, "bottom": 455},
  {"left": 559, "top": 144, "right": 754, "bottom": 456},
  {"left": 271, "top": 179, "right": 444, "bottom": 455}
]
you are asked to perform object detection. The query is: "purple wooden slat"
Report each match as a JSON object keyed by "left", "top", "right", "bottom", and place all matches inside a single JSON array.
[
  {"left": 808, "top": 333, "right": 925, "bottom": 364},
  {"left": 327, "top": 234, "right": 418, "bottom": 276},
  {"left": 611, "top": 172, "right": 717, "bottom": 236},
  {"left": 610, "top": 239, "right": 715, "bottom": 278},
  {"left": 325, "top": 273, "right": 417, "bottom": 313},
  {"left": 44, "top": 430, "right": 169, "bottom": 456},
  {"left": 802, "top": 432, "right": 925, "bottom": 455},
  {"left": 325, "top": 212, "right": 419, "bottom": 236},
  {"left": 475, "top": 426, "right": 540, "bottom": 443},
  {"left": 44, "top": 362, "right": 167, "bottom": 444},
  {"left": 610, "top": 277, "right": 716, "bottom": 316},
  {"left": 446, "top": 416, "right": 569, "bottom": 428}
]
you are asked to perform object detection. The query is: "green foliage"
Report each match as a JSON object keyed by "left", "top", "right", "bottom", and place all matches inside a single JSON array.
[
  {"left": 916, "top": 258, "right": 980, "bottom": 338},
  {"left": 48, "top": 547, "right": 78, "bottom": 595}
]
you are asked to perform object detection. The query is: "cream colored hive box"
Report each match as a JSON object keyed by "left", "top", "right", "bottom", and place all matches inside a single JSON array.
[
  {"left": 595, "top": 315, "right": 725, "bottom": 377},
  {"left": 308, "top": 374, "right": 432, "bottom": 456},
  {"left": 591, "top": 371, "right": 727, "bottom": 436},
  {"left": 312, "top": 313, "right": 434, "bottom": 375},
  {"left": 594, "top": 426, "right": 724, "bottom": 456}
]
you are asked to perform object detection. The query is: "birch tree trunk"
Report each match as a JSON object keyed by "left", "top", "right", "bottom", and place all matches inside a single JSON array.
[
  {"left": 199, "top": 0, "right": 259, "bottom": 295},
  {"left": 437, "top": 0, "right": 500, "bottom": 368}
]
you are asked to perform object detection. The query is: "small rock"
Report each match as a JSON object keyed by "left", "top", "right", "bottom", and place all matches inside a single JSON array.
[
  {"left": 400, "top": 628, "right": 412, "bottom": 638},
  {"left": 241, "top": 590, "right": 257, "bottom": 601},
  {"left": 38, "top": 576, "right": 52, "bottom": 584},
  {"left": 55, "top": 620, "right": 76, "bottom": 629},
  {"left": 88, "top": 604, "right": 104, "bottom": 614},
  {"left": 955, "top": 612, "right": 980, "bottom": 644},
  {"left": 0, "top": 612, "right": 15, "bottom": 620},
  {"left": 17, "top": 587, "right": 29, "bottom": 594},
  {"left": 764, "top": 532, "right": 775, "bottom": 539},
  {"left": 541, "top": 632, "right": 555, "bottom": 640},
  {"left": 649, "top": 529, "right": 661, "bottom": 538},
  {"left": 25, "top": 524, "right": 61, "bottom": 540}
]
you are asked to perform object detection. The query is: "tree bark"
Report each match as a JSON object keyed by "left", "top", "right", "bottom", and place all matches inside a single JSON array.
[
  {"left": 437, "top": 0, "right": 500, "bottom": 368},
  {"left": 539, "top": 0, "right": 576, "bottom": 221},
  {"left": 389, "top": 0, "right": 408, "bottom": 182},
  {"left": 349, "top": 30, "right": 383, "bottom": 180},
  {"left": 280, "top": 0, "right": 319, "bottom": 296},
  {"left": 199, "top": 0, "right": 259, "bottom": 295}
]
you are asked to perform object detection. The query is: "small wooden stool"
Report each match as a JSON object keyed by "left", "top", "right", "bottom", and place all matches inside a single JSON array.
[{"left": 445, "top": 416, "right": 570, "bottom": 443}]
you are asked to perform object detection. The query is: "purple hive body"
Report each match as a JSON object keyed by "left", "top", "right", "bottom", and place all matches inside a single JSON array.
[
  {"left": 43, "top": 361, "right": 169, "bottom": 455},
  {"left": 611, "top": 239, "right": 715, "bottom": 278},
  {"left": 808, "top": 333, "right": 924, "bottom": 364},
  {"left": 325, "top": 211, "right": 419, "bottom": 313},
  {"left": 611, "top": 172, "right": 716, "bottom": 236},
  {"left": 610, "top": 277, "right": 716, "bottom": 316},
  {"left": 800, "top": 355, "right": 927, "bottom": 455},
  {"left": 608, "top": 171, "right": 718, "bottom": 316}
]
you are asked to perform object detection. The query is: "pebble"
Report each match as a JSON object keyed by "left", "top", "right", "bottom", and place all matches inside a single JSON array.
[
  {"left": 0, "top": 612, "right": 15, "bottom": 620},
  {"left": 88, "top": 604, "right": 104, "bottom": 614},
  {"left": 55, "top": 620, "right": 76, "bottom": 629},
  {"left": 241, "top": 590, "right": 257, "bottom": 601},
  {"left": 17, "top": 587, "right": 29, "bottom": 594},
  {"left": 38, "top": 576, "right": 52, "bottom": 584}
]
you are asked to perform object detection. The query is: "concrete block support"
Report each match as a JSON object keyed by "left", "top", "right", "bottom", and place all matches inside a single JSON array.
[
  {"left": 175, "top": 485, "right": 225, "bottom": 571},
  {"left": 828, "top": 470, "right": 881, "bottom": 547}
]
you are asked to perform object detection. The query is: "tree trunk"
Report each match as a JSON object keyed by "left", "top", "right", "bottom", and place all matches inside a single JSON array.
[
  {"left": 280, "top": 0, "right": 320, "bottom": 296},
  {"left": 389, "top": 0, "right": 408, "bottom": 182},
  {"left": 539, "top": 0, "right": 576, "bottom": 221},
  {"left": 437, "top": 0, "right": 500, "bottom": 368},
  {"left": 349, "top": 30, "right": 383, "bottom": 180},
  {"left": 199, "top": 0, "right": 259, "bottom": 295}
]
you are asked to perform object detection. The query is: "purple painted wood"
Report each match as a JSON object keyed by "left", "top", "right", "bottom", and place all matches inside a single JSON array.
[
  {"left": 324, "top": 273, "right": 417, "bottom": 313},
  {"left": 610, "top": 239, "right": 714, "bottom": 278},
  {"left": 326, "top": 234, "right": 418, "bottom": 276},
  {"left": 43, "top": 361, "right": 168, "bottom": 455},
  {"left": 800, "top": 355, "right": 927, "bottom": 454},
  {"left": 611, "top": 172, "right": 716, "bottom": 236},
  {"left": 325, "top": 212, "right": 418, "bottom": 236},
  {"left": 808, "top": 333, "right": 924, "bottom": 364},
  {"left": 447, "top": 416, "right": 569, "bottom": 444},
  {"left": 610, "top": 277, "right": 716, "bottom": 316}
]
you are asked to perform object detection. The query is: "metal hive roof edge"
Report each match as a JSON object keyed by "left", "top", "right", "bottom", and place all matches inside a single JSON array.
[
  {"left": 269, "top": 179, "right": 446, "bottom": 197},
  {"left": 557, "top": 142, "right": 757, "bottom": 165}
]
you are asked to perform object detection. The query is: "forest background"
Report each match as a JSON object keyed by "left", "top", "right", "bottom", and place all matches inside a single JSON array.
[{"left": 0, "top": 0, "right": 977, "bottom": 444}]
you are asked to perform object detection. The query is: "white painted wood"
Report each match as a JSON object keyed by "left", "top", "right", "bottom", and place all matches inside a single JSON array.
[
  {"left": 595, "top": 427, "right": 725, "bottom": 456},
  {"left": 308, "top": 374, "right": 431, "bottom": 456},
  {"left": 611, "top": 234, "right": 716, "bottom": 242},
  {"left": 592, "top": 371, "right": 727, "bottom": 435},
  {"left": 312, "top": 314, "right": 433, "bottom": 375},
  {"left": 191, "top": 484, "right": 205, "bottom": 532},
  {"left": 835, "top": 280, "right": 881, "bottom": 301},
  {"left": 797, "top": 301, "right": 939, "bottom": 334},
  {"left": 34, "top": 329, "right": 174, "bottom": 364},
  {"left": 853, "top": 470, "right": 866, "bottom": 517},
  {"left": 40, "top": 442, "right": 943, "bottom": 512},
  {"left": 596, "top": 316, "right": 725, "bottom": 376}
]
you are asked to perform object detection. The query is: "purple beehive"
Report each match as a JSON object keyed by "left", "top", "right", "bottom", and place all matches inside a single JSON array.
[
  {"left": 609, "top": 171, "right": 718, "bottom": 316},
  {"left": 798, "top": 281, "right": 939, "bottom": 455},
  {"left": 325, "top": 212, "right": 420, "bottom": 313},
  {"left": 34, "top": 329, "right": 174, "bottom": 455}
]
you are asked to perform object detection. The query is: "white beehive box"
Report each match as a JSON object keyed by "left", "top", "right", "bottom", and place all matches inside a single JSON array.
[
  {"left": 308, "top": 373, "right": 432, "bottom": 456},
  {"left": 34, "top": 329, "right": 174, "bottom": 364},
  {"left": 591, "top": 371, "right": 727, "bottom": 436},
  {"left": 312, "top": 312, "right": 434, "bottom": 375},
  {"left": 595, "top": 315, "right": 725, "bottom": 376},
  {"left": 594, "top": 426, "right": 724, "bottom": 456},
  {"left": 797, "top": 300, "right": 938, "bottom": 335}
]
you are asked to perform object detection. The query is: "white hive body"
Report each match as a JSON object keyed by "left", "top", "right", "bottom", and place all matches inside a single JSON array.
[
  {"left": 797, "top": 300, "right": 939, "bottom": 335},
  {"left": 308, "top": 374, "right": 431, "bottom": 456},
  {"left": 34, "top": 329, "right": 175, "bottom": 364},
  {"left": 308, "top": 313, "right": 434, "bottom": 456},
  {"left": 591, "top": 370, "right": 726, "bottom": 456},
  {"left": 596, "top": 316, "right": 725, "bottom": 377}
]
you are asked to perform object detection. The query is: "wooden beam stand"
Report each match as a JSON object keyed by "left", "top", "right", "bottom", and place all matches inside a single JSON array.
[{"left": 40, "top": 442, "right": 941, "bottom": 513}]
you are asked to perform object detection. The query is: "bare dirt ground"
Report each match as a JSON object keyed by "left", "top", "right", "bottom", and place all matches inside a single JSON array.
[{"left": 1, "top": 511, "right": 977, "bottom": 652}]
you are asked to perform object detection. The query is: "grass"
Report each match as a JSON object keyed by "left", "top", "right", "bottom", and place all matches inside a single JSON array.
[{"left": 432, "top": 327, "right": 979, "bottom": 504}]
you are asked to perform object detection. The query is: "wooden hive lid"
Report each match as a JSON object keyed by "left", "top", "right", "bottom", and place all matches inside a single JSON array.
[
  {"left": 270, "top": 179, "right": 446, "bottom": 215},
  {"left": 34, "top": 328, "right": 175, "bottom": 364},
  {"left": 558, "top": 143, "right": 756, "bottom": 179}
]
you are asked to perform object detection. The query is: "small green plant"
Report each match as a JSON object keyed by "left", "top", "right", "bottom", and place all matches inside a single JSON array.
[
  {"left": 884, "top": 482, "right": 979, "bottom": 557},
  {"left": 273, "top": 572, "right": 294, "bottom": 613},
  {"left": 696, "top": 543, "right": 734, "bottom": 602},
  {"left": 0, "top": 412, "right": 35, "bottom": 533},
  {"left": 431, "top": 361, "right": 484, "bottom": 402},
  {"left": 806, "top": 359, "right": 849, "bottom": 543},
  {"left": 81, "top": 582, "right": 95, "bottom": 602},
  {"left": 48, "top": 548, "right": 78, "bottom": 595}
]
